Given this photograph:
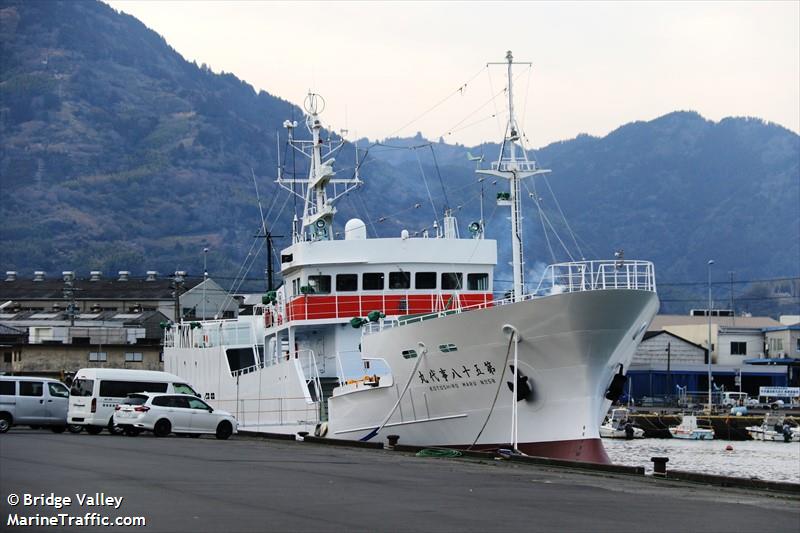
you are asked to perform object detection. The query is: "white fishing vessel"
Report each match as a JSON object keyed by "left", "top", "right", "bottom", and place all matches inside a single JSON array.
[
  {"left": 668, "top": 415, "right": 715, "bottom": 440},
  {"left": 746, "top": 414, "right": 800, "bottom": 442},
  {"left": 163, "top": 52, "right": 659, "bottom": 463},
  {"left": 600, "top": 408, "right": 645, "bottom": 439}
]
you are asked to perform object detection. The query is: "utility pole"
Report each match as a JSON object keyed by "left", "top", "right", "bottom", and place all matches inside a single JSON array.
[
  {"left": 173, "top": 271, "right": 185, "bottom": 322},
  {"left": 666, "top": 341, "right": 672, "bottom": 405},
  {"left": 256, "top": 229, "right": 283, "bottom": 291},
  {"left": 202, "top": 248, "right": 208, "bottom": 320},
  {"left": 729, "top": 271, "right": 735, "bottom": 326},
  {"left": 707, "top": 259, "right": 714, "bottom": 413}
]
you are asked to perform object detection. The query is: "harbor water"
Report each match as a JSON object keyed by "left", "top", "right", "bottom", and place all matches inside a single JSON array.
[{"left": 604, "top": 438, "right": 800, "bottom": 483}]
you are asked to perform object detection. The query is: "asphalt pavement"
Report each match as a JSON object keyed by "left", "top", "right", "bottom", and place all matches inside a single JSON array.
[{"left": 1, "top": 429, "right": 798, "bottom": 532}]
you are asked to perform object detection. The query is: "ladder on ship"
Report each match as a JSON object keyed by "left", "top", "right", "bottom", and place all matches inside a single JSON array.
[{"left": 317, "top": 377, "right": 339, "bottom": 422}]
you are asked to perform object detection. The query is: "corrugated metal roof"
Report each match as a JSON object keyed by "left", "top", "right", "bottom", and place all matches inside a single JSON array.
[
  {"left": 650, "top": 314, "right": 782, "bottom": 330},
  {"left": 0, "top": 323, "right": 26, "bottom": 336},
  {"left": 0, "top": 278, "right": 201, "bottom": 300},
  {"left": 640, "top": 329, "right": 709, "bottom": 352},
  {"left": 0, "top": 309, "right": 166, "bottom": 325}
]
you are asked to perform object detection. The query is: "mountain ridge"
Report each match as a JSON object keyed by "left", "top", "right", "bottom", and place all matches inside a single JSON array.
[{"left": 1, "top": 0, "right": 798, "bottom": 316}]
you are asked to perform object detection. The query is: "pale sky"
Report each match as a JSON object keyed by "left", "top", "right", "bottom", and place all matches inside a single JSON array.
[{"left": 107, "top": 1, "right": 799, "bottom": 148}]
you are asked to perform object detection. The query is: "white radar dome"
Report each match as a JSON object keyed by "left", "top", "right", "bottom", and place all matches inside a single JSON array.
[{"left": 344, "top": 218, "right": 367, "bottom": 240}]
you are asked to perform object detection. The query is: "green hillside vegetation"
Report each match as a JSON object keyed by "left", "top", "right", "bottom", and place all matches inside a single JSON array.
[{"left": 1, "top": 0, "right": 798, "bottom": 317}]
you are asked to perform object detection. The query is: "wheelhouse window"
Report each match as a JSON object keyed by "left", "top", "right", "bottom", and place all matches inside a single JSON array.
[
  {"left": 415, "top": 272, "right": 437, "bottom": 289},
  {"left": 336, "top": 274, "right": 358, "bottom": 292},
  {"left": 363, "top": 273, "right": 385, "bottom": 290},
  {"left": 467, "top": 273, "right": 489, "bottom": 291},
  {"left": 389, "top": 272, "right": 411, "bottom": 290},
  {"left": 307, "top": 275, "right": 331, "bottom": 294},
  {"left": 441, "top": 272, "right": 463, "bottom": 290}
]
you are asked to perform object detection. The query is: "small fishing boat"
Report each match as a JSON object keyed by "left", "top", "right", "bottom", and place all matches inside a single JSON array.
[
  {"left": 668, "top": 415, "right": 714, "bottom": 440},
  {"left": 746, "top": 414, "right": 800, "bottom": 442},
  {"left": 600, "top": 408, "right": 644, "bottom": 439}
]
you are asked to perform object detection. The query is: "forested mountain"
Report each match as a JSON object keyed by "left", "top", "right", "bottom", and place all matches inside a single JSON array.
[{"left": 1, "top": 0, "right": 798, "bottom": 316}]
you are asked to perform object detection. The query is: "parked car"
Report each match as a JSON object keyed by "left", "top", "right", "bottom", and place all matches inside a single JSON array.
[
  {"left": 113, "top": 393, "right": 237, "bottom": 439},
  {"left": 0, "top": 376, "right": 70, "bottom": 433},
  {"left": 770, "top": 399, "right": 785, "bottom": 410},
  {"left": 68, "top": 368, "right": 199, "bottom": 435}
]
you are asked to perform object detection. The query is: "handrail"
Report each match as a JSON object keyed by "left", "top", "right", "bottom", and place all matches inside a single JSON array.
[
  {"left": 364, "top": 259, "right": 656, "bottom": 334},
  {"left": 534, "top": 260, "right": 657, "bottom": 295}
]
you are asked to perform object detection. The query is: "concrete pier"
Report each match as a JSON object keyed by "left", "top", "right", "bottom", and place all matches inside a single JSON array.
[{"left": 1, "top": 430, "right": 798, "bottom": 532}]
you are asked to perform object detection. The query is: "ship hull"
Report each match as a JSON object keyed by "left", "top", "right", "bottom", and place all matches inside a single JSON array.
[{"left": 328, "top": 288, "right": 659, "bottom": 463}]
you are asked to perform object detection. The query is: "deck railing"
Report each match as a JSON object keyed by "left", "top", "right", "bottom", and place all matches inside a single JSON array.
[
  {"left": 534, "top": 260, "right": 657, "bottom": 295},
  {"left": 365, "top": 260, "right": 656, "bottom": 334}
]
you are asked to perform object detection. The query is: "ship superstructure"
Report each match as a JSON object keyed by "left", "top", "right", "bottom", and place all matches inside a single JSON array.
[{"left": 164, "top": 52, "right": 659, "bottom": 462}]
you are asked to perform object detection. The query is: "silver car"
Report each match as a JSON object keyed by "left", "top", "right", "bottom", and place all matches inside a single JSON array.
[
  {"left": 0, "top": 376, "right": 70, "bottom": 433},
  {"left": 113, "top": 393, "right": 237, "bottom": 439}
]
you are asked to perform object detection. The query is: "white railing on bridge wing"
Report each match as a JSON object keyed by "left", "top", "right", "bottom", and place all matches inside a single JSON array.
[
  {"left": 164, "top": 319, "right": 256, "bottom": 349},
  {"left": 491, "top": 159, "right": 538, "bottom": 172},
  {"left": 533, "top": 260, "right": 657, "bottom": 296}
]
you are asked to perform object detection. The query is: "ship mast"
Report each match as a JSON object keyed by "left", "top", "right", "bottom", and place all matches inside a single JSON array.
[
  {"left": 276, "top": 93, "right": 361, "bottom": 243},
  {"left": 477, "top": 51, "right": 550, "bottom": 301}
]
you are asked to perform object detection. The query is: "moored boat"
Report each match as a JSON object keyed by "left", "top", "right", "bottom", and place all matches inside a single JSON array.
[
  {"left": 163, "top": 52, "right": 659, "bottom": 463},
  {"left": 600, "top": 408, "right": 645, "bottom": 439},
  {"left": 746, "top": 414, "right": 800, "bottom": 442},
  {"left": 669, "top": 415, "right": 715, "bottom": 440}
]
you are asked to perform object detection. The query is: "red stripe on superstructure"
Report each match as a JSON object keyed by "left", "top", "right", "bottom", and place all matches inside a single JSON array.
[{"left": 284, "top": 293, "right": 493, "bottom": 321}]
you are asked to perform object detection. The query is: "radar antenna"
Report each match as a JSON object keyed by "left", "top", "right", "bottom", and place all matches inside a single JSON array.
[{"left": 276, "top": 93, "right": 362, "bottom": 243}]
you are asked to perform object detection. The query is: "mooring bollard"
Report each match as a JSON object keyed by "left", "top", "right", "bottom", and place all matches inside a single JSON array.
[
  {"left": 386, "top": 435, "right": 400, "bottom": 450},
  {"left": 651, "top": 456, "right": 669, "bottom": 477},
  {"left": 296, "top": 431, "right": 309, "bottom": 442}
]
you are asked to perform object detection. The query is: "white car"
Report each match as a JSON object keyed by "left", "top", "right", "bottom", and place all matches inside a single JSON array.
[{"left": 113, "top": 393, "right": 237, "bottom": 439}]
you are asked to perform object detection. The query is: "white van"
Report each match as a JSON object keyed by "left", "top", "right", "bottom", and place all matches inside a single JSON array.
[
  {"left": 721, "top": 392, "right": 749, "bottom": 407},
  {"left": 68, "top": 368, "right": 198, "bottom": 434},
  {"left": 0, "top": 376, "right": 70, "bottom": 433}
]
